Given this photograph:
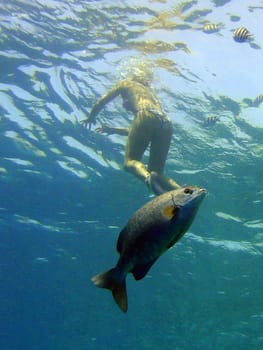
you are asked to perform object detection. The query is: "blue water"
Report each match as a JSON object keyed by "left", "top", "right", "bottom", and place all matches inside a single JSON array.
[{"left": 1, "top": 0, "right": 263, "bottom": 349}]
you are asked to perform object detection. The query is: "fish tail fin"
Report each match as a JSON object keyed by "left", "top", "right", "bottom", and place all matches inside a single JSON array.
[{"left": 91, "top": 268, "right": 128, "bottom": 312}]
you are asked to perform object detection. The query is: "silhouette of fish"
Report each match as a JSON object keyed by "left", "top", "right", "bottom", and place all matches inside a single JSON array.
[
  {"left": 92, "top": 186, "right": 206, "bottom": 312},
  {"left": 203, "top": 115, "right": 220, "bottom": 127}
]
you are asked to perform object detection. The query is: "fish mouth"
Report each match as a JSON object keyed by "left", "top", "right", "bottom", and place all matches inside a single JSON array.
[{"left": 197, "top": 188, "right": 207, "bottom": 200}]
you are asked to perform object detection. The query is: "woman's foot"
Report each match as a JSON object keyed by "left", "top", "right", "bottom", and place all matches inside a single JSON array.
[{"left": 146, "top": 172, "right": 181, "bottom": 195}]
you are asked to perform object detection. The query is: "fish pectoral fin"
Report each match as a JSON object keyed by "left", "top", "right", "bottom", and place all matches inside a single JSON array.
[
  {"left": 162, "top": 205, "right": 180, "bottom": 220},
  {"left": 132, "top": 259, "right": 158, "bottom": 281}
]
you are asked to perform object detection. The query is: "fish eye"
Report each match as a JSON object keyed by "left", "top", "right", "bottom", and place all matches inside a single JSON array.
[{"left": 184, "top": 188, "right": 193, "bottom": 194}]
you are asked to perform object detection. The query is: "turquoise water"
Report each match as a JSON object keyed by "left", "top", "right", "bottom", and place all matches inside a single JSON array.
[{"left": 1, "top": 0, "right": 263, "bottom": 349}]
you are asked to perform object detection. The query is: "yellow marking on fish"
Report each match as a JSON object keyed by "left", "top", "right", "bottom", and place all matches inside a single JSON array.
[{"left": 163, "top": 206, "right": 179, "bottom": 219}]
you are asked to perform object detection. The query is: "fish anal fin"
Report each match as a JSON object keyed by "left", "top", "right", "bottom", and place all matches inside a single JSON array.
[{"left": 132, "top": 259, "right": 157, "bottom": 281}]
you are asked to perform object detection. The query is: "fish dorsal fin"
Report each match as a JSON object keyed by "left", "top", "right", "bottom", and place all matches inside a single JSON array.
[
  {"left": 162, "top": 205, "right": 180, "bottom": 220},
  {"left": 132, "top": 259, "right": 158, "bottom": 281}
]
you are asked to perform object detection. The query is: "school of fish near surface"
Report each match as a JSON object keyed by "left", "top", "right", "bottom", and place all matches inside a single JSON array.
[{"left": 92, "top": 186, "right": 206, "bottom": 312}]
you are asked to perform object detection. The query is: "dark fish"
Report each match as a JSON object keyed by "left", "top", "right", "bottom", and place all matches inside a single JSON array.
[
  {"left": 203, "top": 115, "right": 219, "bottom": 127},
  {"left": 92, "top": 186, "right": 206, "bottom": 312},
  {"left": 233, "top": 26, "right": 253, "bottom": 42},
  {"left": 203, "top": 23, "right": 219, "bottom": 34}
]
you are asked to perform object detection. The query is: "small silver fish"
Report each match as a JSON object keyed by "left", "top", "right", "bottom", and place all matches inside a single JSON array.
[
  {"left": 203, "top": 116, "right": 220, "bottom": 127},
  {"left": 233, "top": 26, "right": 253, "bottom": 42},
  {"left": 92, "top": 186, "right": 206, "bottom": 312}
]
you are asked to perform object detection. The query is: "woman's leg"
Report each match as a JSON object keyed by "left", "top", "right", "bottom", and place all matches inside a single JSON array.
[
  {"left": 124, "top": 114, "right": 152, "bottom": 182},
  {"left": 148, "top": 119, "right": 180, "bottom": 192},
  {"left": 148, "top": 118, "right": 173, "bottom": 173}
]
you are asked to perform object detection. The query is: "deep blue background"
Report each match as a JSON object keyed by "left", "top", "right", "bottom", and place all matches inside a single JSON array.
[{"left": 1, "top": 1, "right": 263, "bottom": 349}]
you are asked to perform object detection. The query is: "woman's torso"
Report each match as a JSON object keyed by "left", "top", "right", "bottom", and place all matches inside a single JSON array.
[{"left": 120, "top": 80, "right": 162, "bottom": 114}]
